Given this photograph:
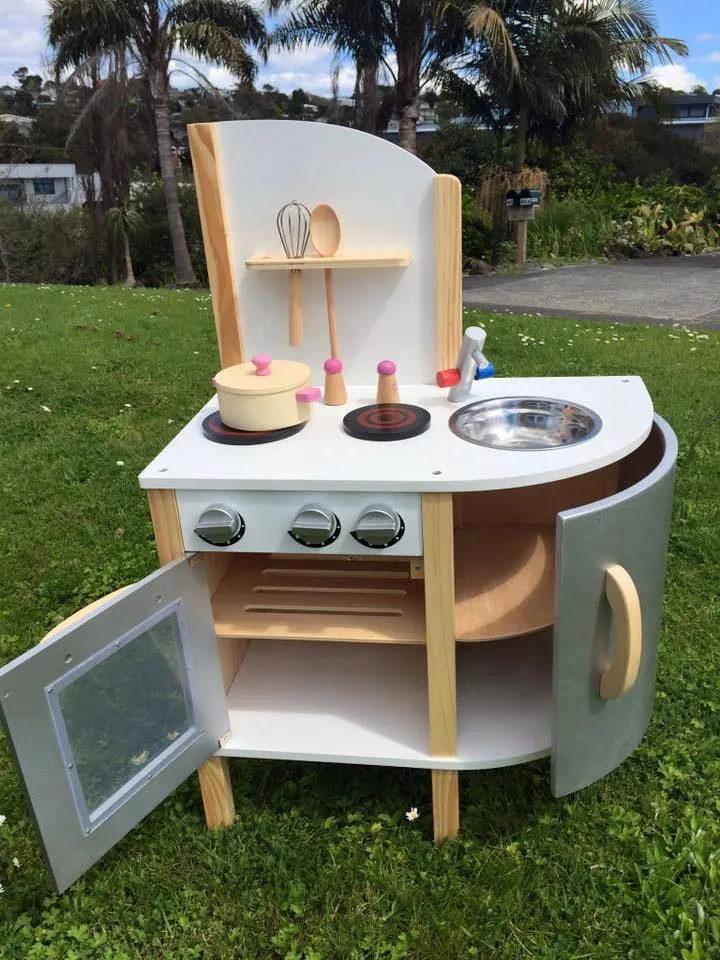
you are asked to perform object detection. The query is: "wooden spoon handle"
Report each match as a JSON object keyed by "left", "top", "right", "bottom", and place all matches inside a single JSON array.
[
  {"left": 289, "top": 269, "right": 303, "bottom": 346},
  {"left": 324, "top": 268, "right": 339, "bottom": 358}
]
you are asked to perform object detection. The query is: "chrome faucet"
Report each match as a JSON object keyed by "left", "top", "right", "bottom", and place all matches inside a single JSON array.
[{"left": 448, "top": 326, "right": 493, "bottom": 403}]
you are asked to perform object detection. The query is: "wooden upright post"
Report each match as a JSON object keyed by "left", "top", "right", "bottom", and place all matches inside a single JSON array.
[
  {"left": 146, "top": 488, "right": 235, "bottom": 829},
  {"left": 422, "top": 493, "right": 459, "bottom": 841},
  {"left": 188, "top": 123, "right": 244, "bottom": 368},
  {"left": 515, "top": 220, "right": 529, "bottom": 265},
  {"left": 434, "top": 174, "right": 463, "bottom": 372}
]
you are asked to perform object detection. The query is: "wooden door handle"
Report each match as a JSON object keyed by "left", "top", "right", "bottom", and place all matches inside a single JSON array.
[{"left": 600, "top": 564, "right": 642, "bottom": 699}]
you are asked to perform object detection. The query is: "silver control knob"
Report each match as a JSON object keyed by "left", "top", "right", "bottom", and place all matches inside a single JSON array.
[
  {"left": 194, "top": 505, "right": 245, "bottom": 546},
  {"left": 289, "top": 504, "right": 340, "bottom": 548},
  {"left": 352, "top": 504, "right": 404, "bottom": 549}
]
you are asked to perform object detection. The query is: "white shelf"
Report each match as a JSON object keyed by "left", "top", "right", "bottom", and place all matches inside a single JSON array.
[
  {"left": 457, "top": 631, "right": 552, "bottom": 766},
  {"left": 219, "top": 633, "right": 552, "bottom": 770}
]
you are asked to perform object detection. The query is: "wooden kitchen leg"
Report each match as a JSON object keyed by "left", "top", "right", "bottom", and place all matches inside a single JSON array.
[
  {"left": 147, "top": 489, "right": 236, "bottom": 830},
  {"left": 422, "top": 493, "right": 459, "bottom": 840},
  {"left": 432, "top": 770, "right": 459, "bottom": 842},
  {"left": 198, "top": 757, "right": 235, "bottom": 828}
]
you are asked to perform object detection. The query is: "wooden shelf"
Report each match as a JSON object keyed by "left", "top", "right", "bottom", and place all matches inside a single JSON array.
[
  {"left": 454, "top": 524, "right": 555, "bottom": 641},
  {"left": 245, "top": 252, "right": 412, "bottom": 270},
  {"left": 218, "top": 633, "right": 552, "bottom": 769},
  {"left": 211, "top": 555, "right": 426, "bottom": 644}
]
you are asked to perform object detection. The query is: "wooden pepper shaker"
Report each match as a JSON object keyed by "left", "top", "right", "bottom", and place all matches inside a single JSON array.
[
  {"left": 323, "top": 357, "right": 347, "bottom": 406},
  {"left": 376, "top": 360, "right": 399, "bottom": 403}
]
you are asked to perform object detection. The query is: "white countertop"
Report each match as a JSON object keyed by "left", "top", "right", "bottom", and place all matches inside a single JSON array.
[{"left": 138, "top": 377, "right": 654, "bottom": 492}]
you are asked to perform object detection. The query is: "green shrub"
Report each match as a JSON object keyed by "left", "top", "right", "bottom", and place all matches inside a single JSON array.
[
  {"left": 421, "top": 123, "right": 499, "bottom": 189},
  {"left": 605, "top": 204, "right": 718, "bottom": 258},
  {"left": 528, "top": 196, "right": 615, "bottom": 260},
  {"left": 0, "top": 201, "right": 99, "bottom": 284},
  {"left": 131, "top": 178, "right": 208, "bottom": 286}
]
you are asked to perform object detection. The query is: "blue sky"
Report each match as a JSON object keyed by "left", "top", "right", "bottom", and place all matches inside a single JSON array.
[{"left": 0, "top": 0, "right": 718, "bottom": 97}]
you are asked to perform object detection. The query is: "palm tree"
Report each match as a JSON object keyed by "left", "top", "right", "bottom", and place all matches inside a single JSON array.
[
  {"left": 462, "top": 0, "right": 688, "bottom": 173},
  {"left": 107, "top": 203, "right": 143, "bottom": 286},
  {"left": 49, "top": 0, "right": 268, "bottom": 286},
  {"left": 271, "top": 0, "right": 469, "bottom": 154}
]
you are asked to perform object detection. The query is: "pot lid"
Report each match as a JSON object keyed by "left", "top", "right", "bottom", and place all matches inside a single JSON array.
[{"left": 213, "top": 355, "right": 310, "bottom": 396}]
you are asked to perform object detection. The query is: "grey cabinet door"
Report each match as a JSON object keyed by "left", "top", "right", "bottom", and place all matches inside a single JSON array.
[
  {"left": 552, "top": 415, "right": 677, "bottom": 796},
  {"left": 0, "top": 557, "right": 228, "bottom": 892}
]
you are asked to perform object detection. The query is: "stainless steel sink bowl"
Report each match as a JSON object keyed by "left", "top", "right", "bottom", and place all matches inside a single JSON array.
[{"left": 449, "top": 397, "right": 602, "bottom": 450}]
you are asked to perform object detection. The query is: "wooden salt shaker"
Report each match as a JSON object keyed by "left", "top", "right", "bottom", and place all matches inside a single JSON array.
[
  {"left": 376, "top": 360, "right": 399, "bottom": 403},
  {"left": 323, "top": 357, "right": 347, "bottom": 406}
]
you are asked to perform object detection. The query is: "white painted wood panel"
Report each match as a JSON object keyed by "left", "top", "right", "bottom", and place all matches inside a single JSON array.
[
  {"left": 212, "top": 120, "right": 437, "bottom": 383},
  {"left": 139, "top": 376, "right": 653, "bottom": 492},
  {"left": 220, "top": 635, "right": 552, "bottom": 770}
]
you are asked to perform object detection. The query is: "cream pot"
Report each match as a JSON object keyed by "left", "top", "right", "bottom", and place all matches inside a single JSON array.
[{"left": 213, "top": 354, "right": 321, "bottom": 432}]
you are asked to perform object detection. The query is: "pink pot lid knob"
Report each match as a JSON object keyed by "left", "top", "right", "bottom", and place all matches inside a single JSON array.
[
  {"left": 252, "top": 354, "right": 272, "bottom": 376},
  {"left": 296, "top": 386, "right": 321, "bottom": 403},
  {"left": 324, "top": 358, "right": 343, "bottom": 373},
  {"left": 377, "top": 360, "right": 396, "bottom": 375}
]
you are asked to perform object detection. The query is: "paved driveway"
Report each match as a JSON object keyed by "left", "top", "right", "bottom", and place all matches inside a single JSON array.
[{"left": 463, "top": 255, "right": 720, "bottom": 328}]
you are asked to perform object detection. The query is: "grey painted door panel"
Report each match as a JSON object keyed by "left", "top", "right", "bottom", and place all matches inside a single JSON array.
[
  {"left": 0, "top": 557, "right": 228, "bottom": 892},
  {"left": 552, "top": 415, "right": 677, "bottom": 796}
]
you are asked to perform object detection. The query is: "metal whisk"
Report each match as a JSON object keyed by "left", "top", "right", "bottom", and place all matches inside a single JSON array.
[
  {"left": 277, "top": 201, "right": 310, "bottom": 347},
  {"left": 276, "top": 201, "right": 310, "bottom": 259}
]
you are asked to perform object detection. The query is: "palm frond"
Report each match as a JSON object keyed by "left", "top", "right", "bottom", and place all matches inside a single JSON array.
[
  {"left": 48, "top": 0, "right": 139, "bottom": 71},
  {"left": 468, "top": 4, "right": 519, "bottom": 75},
  {"left": 170, "top": 0, "right": 268, "bottom": 59},
  {"left": 174, "top": 22, "right": 258, "bottom": 82}
]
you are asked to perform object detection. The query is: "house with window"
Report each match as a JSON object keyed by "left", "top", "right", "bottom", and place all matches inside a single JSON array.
[
  {"left": 0, "top": 163, "right": 97, "bottom": 208},
  {"left": 632, "top": 92, "right": 720, "bottom": 138}
]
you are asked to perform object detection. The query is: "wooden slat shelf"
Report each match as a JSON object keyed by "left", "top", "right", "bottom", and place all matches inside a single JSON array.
[
  {"left": 211, "top": 523, "right": 556, "bottom": 647},
  {"left": 454, "top": 524, "right": 555, "bottom": 641},
  {"left": 211, "top": 555, "right": 426, "bottom": 644},
  {"left": 245, "top": 252, "right": 412, "bottom": 270}
]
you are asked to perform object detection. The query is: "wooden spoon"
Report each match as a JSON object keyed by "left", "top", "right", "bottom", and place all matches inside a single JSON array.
[{"left": 310, "top": 204, "right": 341, "bottom": 358}]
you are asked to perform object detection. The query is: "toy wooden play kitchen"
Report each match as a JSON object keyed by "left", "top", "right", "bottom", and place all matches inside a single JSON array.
[{"left": 0, "top": 121, "right": 677, "bottom": 892}]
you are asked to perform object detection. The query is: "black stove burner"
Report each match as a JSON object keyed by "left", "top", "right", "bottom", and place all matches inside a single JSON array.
[
  {"left": 343, "top": 403, "right": 431, "bottom": 441},
  {"left": 202, "top": 411, "right": 307, "bottom": 445}
]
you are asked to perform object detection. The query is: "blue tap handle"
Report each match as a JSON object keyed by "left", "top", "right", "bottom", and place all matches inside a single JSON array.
[{"left": 475, "top": 361, "right": 495, "bottom": 380}]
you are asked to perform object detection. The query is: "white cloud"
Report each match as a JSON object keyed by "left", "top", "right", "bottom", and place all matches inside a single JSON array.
[
  {"left": 705, "top": 52, "right": 720, "bottom": 63},
  {"left": 649, "top": 63, "right": 703, "bottom": 91},
  {"left": 696, "top": 34, "right": 717, "bottom": 44},
  {"left": 0, "top": 0, "right": 49, "bottom": 86},
  {"left": 261, "top": 63, "right": 355, "bottom": 96}
]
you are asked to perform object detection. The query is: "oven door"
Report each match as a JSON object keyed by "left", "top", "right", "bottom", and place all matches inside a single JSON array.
[{"left": 0, "top": 557, "right": 228, "bottom": 892}]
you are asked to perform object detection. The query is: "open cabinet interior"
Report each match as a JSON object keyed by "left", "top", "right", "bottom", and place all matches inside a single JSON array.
[
  {"left": 452, "top": 422, "right": 665, "bottom": 643},
  {"left": 194, "top": 424, "right": 667, "bottom": 771}
]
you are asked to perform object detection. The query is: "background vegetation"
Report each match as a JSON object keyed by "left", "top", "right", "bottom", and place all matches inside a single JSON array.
[{"left": 1, "top": 0, "right": 718, "bottom": 283}]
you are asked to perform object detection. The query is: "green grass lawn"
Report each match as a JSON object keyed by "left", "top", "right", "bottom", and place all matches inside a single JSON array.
[{"left": 1, "top": 283, "right": 720, "bottom": 959}]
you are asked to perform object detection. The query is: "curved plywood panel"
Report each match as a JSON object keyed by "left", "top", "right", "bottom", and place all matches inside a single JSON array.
[{"left": 210, "top": 120, "right": 438, "bottom": 383}]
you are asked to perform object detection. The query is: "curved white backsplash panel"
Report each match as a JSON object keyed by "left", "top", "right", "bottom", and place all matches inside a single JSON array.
[{"left": 212, "top": 120, "right": 438, "bottom": 384}]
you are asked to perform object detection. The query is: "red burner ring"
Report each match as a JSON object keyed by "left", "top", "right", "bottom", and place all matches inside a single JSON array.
[{"left": 343, "top": 403, "right": 431, "bottom": 441}]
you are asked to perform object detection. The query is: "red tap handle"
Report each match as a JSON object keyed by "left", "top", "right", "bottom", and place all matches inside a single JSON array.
[{"left": 436, "top": 368, "right": 461, "bottom": 387}]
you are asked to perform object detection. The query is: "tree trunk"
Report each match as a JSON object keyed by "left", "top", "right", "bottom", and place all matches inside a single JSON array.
[
  {"left": 151, "top": 76, "right": 197, "bottom": 286},
  {"left": 398, "top": 108, "right": 419, "bottom": 153},
  {"left": 122, "top": 229, "right": 136, "bottom": 287},
  {"left": 396, "top": 0, "right": 424, "bottom": 155},
  {"left": 354, "top": 59, "right": 379, "bottom": 133},
  {"left": 513, "top": 106, "right": 529, "bottom": 173}
]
